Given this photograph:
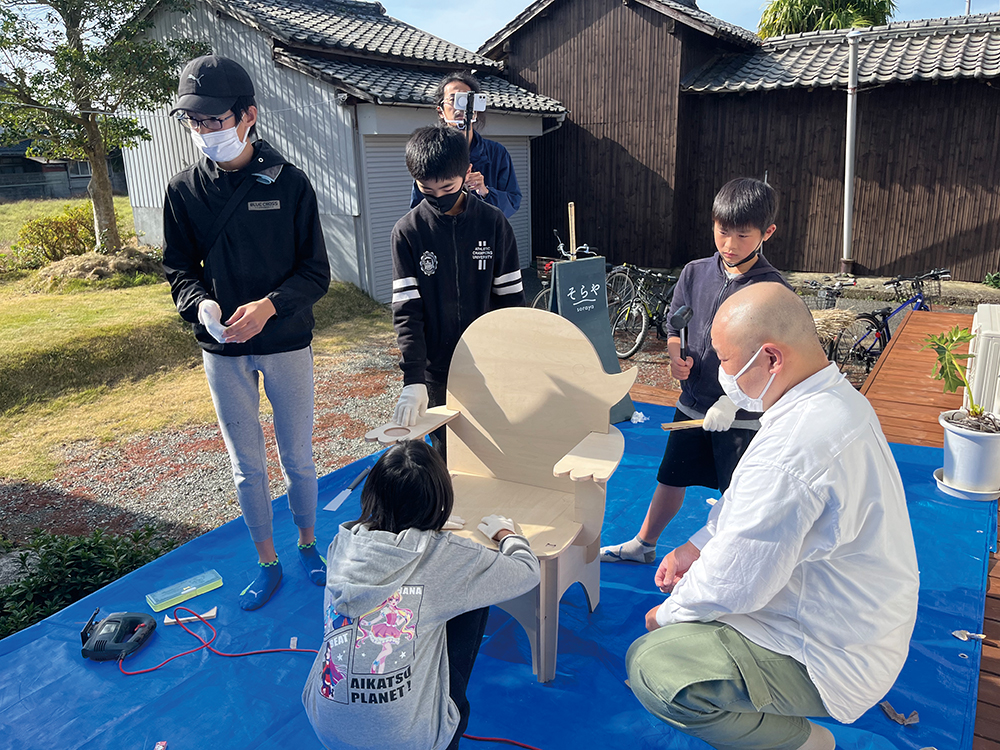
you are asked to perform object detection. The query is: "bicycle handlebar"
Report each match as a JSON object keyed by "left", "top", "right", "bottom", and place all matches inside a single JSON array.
[{"left": 883, "top": 267, "right": 951, "bottom": 287}]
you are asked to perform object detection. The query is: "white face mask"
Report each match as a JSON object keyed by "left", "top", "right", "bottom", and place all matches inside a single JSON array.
[
  {"left": 718, "top": 345, "right": 776, "bottom": 413},
  {"left": 190, "top": 125, "right": 248, "bottom": 164}
]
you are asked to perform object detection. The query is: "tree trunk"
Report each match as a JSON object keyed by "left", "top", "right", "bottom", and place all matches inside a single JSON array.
[{"left": 82, "top": 116, "right": 122, "bottom": 255}]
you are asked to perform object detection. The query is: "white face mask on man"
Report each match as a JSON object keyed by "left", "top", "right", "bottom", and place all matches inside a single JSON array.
[
  {"left": 718, "top": 345, "right": 776, "bottom": 413},
  {"left": 189, "top": 125, "right": 248, "bottom": 164}
]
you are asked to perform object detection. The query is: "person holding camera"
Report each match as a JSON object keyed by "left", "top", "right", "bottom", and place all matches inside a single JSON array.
[{"left": 409, "top": 71, "right": 522, "bottom": 219}]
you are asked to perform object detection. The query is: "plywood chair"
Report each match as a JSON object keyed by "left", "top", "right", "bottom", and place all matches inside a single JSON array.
[{"left": 366, "top": 307, "right": 636, "bottom": 682}]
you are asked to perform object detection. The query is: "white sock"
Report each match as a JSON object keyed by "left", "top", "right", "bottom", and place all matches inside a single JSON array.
[
  {"left": 599, "top": 535, "right": 656, "bottom": 563},
  {"left": 797, "top": 721, "right": 835, "bottom": 750}
]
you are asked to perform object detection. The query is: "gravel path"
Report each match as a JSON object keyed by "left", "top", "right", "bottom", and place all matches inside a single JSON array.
[{"left": 0, "top": 331, "right": 401, "bottom": 549}]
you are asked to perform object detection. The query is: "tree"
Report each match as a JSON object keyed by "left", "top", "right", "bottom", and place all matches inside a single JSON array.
[
  {"left": 0, "top": 1, "right": 209, "bottom": 253},
  {"left": 758, "top": 0, "right": 896, "bottom": 38}
]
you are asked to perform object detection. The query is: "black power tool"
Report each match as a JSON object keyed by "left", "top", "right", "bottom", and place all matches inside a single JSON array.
[{"left": 80, "top": 607, "right": 156, "bottom": 661}]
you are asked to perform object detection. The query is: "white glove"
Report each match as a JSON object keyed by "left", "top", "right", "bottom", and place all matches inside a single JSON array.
[
  {"left": 197, "top": 299, "right": 227, "bottom": 343},
  {"left": 478, "top": 514, "right": 515, "bottom": 541},
  {"left": 393, "top": 383, "right": 428, "bottom": 427},
  {"left": 442, "top": 514, "right": 465, "bottom": 531},
  {"left": 702, "top": 395, "right": 739, "bottom": 432}
]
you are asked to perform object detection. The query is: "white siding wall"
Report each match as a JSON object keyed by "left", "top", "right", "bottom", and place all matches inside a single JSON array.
[
  {"left": 122, "top": 2, "right": 364, "bottom": 287},
  {"left": 361, "top": 134, "right": 533, "bottom": 304}
]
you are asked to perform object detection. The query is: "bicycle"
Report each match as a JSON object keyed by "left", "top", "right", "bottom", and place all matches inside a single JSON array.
[
  {"left": 530, "top": 230, "right": 600, "bottom": 311},
  {"left": 832, "top": 267, "right": 951, "bottom": 388},
  {"left": 610, "top": 266, "right": 679, "bottom": 358}
]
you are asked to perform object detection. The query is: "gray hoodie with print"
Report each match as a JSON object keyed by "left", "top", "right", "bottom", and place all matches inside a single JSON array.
[{"left": 302, "top": 523, "right": 539, "bottom": 750}]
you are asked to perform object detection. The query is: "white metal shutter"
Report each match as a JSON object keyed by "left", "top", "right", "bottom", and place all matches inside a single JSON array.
[
  {"left": 362, "top": 136, "right": 413, "bottom": 303},
  {"left": 491, "top": 136, "right": 532, "bottom": 267}
]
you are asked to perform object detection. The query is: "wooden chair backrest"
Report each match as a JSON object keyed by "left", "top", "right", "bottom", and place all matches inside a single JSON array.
[{"left": 446, "top": 307, "right": 635, "bottom": 492}]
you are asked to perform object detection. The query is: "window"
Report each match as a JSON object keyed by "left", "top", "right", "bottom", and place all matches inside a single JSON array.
[{"left": 68, "top": 160, "right": 92, "bottom": 177}]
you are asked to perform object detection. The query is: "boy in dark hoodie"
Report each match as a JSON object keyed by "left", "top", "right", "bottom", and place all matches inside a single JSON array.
[
  {"left": 162, "top": 56, "right": 330, "bottom": 611},
  {"left": 601, "top": 178, "right": 790, "bottom": 564},
  {"left": 390, "top": 126, "right": 524, "bottom": 435}
]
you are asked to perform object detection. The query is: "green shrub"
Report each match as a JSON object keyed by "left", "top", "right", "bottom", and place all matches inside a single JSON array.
[
  {"left": 13, "top": 204, "right": 96, "bottom": 262},
  {"left": 985, "top": 271, "right": 1000, "bottom": 290},
  {"left": 0, "top": 527, "right": 175, "bottom": 639},
  {"left": 10, "top": 202, "right": 137, "bottom": 265}
]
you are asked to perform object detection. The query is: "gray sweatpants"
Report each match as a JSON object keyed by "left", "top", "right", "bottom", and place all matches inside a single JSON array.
[
  {"left": 203, "top": 347, "right": 318, "bottom": 543},
  {"left": 626, "top": 621, "right": 831, "bottom": 750}
]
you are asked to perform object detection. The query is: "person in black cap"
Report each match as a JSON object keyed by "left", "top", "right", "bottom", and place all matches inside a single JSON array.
[{"left": 161, "top": 55, "right": 331, "bottom": 611}]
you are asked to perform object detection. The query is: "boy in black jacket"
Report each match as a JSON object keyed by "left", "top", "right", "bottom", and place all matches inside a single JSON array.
[
  {"left": 162, "top": 56, "right": 330, "bottom": 611},
  {"left": 391, "top": 126, "right": 525, "bottom": 432},
  {"left": 601, "top": 178, "right": 790, "bottom": 564}
]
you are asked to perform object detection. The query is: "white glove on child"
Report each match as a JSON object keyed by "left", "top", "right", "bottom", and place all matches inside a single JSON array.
[
  {"left": 197, "top": 299, "right": 227, "bottom": 343},
  {"left": 442, "top": 514, "right": 465, "bottom": 531},
  {"left": 478, "top": 514, "right": 515, "bottom": 541},
  {"left": 393, "top": 383, "right": 428, "bottom": 426},
  {"left": 702, "top": 395, "right": 739, "bottom": 432}
]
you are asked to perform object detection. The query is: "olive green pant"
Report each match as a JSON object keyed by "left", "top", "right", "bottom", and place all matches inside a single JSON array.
[{"left": 626, "top": 622, "right": 831, "bottom": 750}]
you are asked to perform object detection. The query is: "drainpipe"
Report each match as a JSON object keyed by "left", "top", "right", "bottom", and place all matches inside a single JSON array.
[{"left": 841, "top": 30, "right": 862, "bottom": 276}]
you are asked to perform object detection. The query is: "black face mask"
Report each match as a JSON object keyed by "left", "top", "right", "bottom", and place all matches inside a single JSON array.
[{"left": 422, "top": 186, "right": 464, "bottom": 213}]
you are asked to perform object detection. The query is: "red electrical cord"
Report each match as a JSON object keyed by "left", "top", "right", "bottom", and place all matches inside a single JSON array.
[
  {"left": 118, "top": 606, "right": 318, "bottom": 675},
  {"left": 117, "top": 608, "right": 544, "bottom": 749},
  {"left": 462, "top": 735, "right": 544, "bottom": 750}
]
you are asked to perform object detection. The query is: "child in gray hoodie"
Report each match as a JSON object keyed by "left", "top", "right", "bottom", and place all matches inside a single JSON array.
[{"left": 302, "top": 441, "right": 540, "bottom": 749}]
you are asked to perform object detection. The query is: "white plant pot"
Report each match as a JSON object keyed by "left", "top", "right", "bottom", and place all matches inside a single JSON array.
[{"left": 939, "top": 410, "right": 1000, "bottom": 494}]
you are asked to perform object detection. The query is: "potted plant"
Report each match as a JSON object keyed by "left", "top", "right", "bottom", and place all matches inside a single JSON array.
[{"left": 923, "top": 326, "right": 1000, "bottom": 495}]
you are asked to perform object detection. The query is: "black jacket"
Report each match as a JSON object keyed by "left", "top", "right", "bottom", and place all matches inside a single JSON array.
[
  {"left": 667, "top": 253, "right": 790, "bottom": 419},
  {"left": 391, "top": 194, "right": 525, "bottom": 386},
  {"left": 162, "top": 140, "right": 330, "bottom": 356}
]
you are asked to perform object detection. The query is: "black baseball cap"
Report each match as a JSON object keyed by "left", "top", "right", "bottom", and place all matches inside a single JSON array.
[{"left": 169, "top": 56, "right": 255, "bottom": 116}]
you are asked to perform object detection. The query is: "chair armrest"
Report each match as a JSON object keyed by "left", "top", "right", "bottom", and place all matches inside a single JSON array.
[
  {"left": 364, "top": 406, "right": 460, "bottom": 445},
  {"left": 553, "top": 427, "right": 626, "bottom": 482}
]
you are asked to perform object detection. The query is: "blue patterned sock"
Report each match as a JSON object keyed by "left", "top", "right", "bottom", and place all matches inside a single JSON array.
[
  {"left": 298, "top": 540, "right": 327, "bottom": 585},
  {"left": 239, "top": 559, "right": 282, "bottom": 611}
]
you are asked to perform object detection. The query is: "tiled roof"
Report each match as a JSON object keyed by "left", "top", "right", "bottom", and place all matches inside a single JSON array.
[
  {"left": 275, "top": 49, "right": 567, "bottom": 114},
  {"left": 683, "top": 13, "right": 1000, "bottom": 93},
  {"left": 207, "top": 0, "right": 499, "bottom": 68},
  {"left": 479, "top": 0, "right": 759, "bottom": 56}
]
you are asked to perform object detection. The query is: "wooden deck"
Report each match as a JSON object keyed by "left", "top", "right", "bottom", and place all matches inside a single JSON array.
[
  {"left": 861, "top": 310, "right": 999, "bottom": 749},
  {"left": 633, "top": 309, "right": 1000, "bottom": 747}
]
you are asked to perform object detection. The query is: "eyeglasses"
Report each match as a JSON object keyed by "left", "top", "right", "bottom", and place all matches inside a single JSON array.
[{"left": 175, "top": 112, "right": 237, "bottom": 131}]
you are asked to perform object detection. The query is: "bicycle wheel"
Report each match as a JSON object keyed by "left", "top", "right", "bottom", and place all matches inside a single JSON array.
[
  {"left": 605, "top": 271, "right": 635, "bottom": 324},
  {"left": 833, "top": 313, "right": 884, "bottom": 389},
  {"left": 612, "top": 301, "right": 650, "bottom": 359},
  {"left": 531, "top": 287, "right": 551, "bottom": 311}
]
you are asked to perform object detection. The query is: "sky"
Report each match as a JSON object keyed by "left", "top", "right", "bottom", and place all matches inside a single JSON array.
[{"left": 386, "top": 0, "right": 999, "bottom": 53}]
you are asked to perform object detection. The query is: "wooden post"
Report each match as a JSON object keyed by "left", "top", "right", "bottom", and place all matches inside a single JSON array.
[{"left": 568, "top": 202, "right": 577, "bottom": 261}]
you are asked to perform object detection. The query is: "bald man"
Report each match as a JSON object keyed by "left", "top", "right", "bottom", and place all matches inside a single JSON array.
[{"left": 626, "top": 283, "right": 919, "bottom": 750}]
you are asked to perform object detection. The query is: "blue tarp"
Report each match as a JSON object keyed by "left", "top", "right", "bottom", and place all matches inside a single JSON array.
[{"left": 0, "top": 402, "right": 994, "bottom": 750}]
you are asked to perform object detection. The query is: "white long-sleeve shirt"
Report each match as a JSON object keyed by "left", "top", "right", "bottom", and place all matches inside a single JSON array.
[{"left": 656, "top": 363, "right": 919, "bottom": 723}]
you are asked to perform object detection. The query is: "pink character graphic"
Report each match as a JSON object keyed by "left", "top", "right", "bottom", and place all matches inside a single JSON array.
[{"left": 355, "top": 591, "right": 416, "bottom": 674}]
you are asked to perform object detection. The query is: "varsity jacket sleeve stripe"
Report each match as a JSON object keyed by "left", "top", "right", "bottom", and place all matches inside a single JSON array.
[
  {"left": 391, "top": 225, "right": 429, "bottom": 386},
  {"left": 265, "top": 177, "right": 331, "bottom": 318},
  {"left": 489, "top": 218, "right": 525, "bottom": 309}
]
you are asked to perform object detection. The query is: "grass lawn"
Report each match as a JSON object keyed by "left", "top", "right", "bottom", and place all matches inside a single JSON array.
[
  {"left": 0, "top": 277, "right": 391, "bottom": 481},
  {"left": 0, "top": 196, "right": 135, "bottom": 250}
]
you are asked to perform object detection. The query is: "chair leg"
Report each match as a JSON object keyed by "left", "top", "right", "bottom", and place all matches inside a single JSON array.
[
  {"left": 496, "top": 592, "right": 539, "bottom": 676},
  {"left": 536, "top": 557, "right": 560, "bottom": 683},
  {"left": 579, "top": 555, "right": 600, "bottom": 613}
]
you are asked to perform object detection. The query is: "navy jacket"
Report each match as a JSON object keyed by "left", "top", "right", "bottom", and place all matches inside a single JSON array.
[
  {"left": 162, "top": 140, "right": 330, "bottom": 356},
  {"left": 391, "top": 194, "right": 525, "bottom": 386},
  {"left": 410, "top": 131, "right": 521, "bottom": 218},
  {"left": 667, "top": 253, "right": 790, "bottom": 419}
]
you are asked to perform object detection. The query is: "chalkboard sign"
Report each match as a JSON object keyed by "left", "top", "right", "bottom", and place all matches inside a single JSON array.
[{"left": 550, "top": 256, "right": 635, "bottom": 424}]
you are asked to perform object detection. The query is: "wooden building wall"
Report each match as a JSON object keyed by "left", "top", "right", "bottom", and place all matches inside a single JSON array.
[
  {"left": 498, "top": 0, "right": 698, "bottom": 266},
  {"left": 675, "top": 79, "right": 1000, "bottom": 282}
]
